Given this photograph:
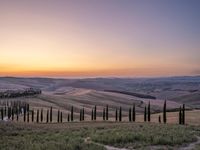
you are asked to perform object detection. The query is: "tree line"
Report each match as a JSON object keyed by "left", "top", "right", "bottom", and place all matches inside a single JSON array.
[
  {"left": 0, "top": 100, "right": 186, "bottom": 125},
  {"left": 0, "top": 88, "right": 41, "bottom": 99}
]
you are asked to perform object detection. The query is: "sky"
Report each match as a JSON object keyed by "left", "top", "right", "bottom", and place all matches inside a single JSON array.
[{"left": 0, "top": 0, "right": 200, "bottom": 78}]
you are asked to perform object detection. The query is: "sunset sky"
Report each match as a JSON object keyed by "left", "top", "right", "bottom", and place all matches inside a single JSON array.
[{"left": 0, "top": 0, "right": 200, "bottom": 77}]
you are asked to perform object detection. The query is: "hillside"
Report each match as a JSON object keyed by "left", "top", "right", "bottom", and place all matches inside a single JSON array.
[{"left": 0, "top": 76, "right": 200, "bottom": 110}]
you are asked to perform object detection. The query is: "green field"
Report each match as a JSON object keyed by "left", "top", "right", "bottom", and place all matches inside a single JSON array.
[{"left": 0, "top": 122, "right": 200, "bottom": 150}]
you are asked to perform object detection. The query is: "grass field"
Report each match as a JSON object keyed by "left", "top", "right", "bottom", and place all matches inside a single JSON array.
[{"left": 0, "top": 122, "right": 200, "bottom": 150}]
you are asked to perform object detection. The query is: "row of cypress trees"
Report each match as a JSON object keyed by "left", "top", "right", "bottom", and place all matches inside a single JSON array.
[
  {"left": 0, "top": 102, "right": 29, "bottom": 121},
  {"left": 0, "top": 101, "right": 186, "bottom": 125}
]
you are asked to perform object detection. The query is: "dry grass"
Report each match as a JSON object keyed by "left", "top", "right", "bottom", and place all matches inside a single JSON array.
[{"left": 0, "top": 122, "right": 199, "bottom": 150}]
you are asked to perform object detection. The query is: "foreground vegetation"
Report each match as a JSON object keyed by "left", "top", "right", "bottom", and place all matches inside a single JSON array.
[{"left": 0, "top": 122, "right": 200, "bottom": 150}]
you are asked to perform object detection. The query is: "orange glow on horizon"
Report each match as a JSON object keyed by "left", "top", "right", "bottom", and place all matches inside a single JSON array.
[{"left": 0, "top": 1, "right": 199, "bottom": 77}]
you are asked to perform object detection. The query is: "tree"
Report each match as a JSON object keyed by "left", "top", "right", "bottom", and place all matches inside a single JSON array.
[
  {"left": 179, "top": 106, "right": 182, "bottom": 125},
  {"left": 57, "top": 110, "right": 60, "bottom": 123},
  {"left": 115, "top": 108, "right": 118, "bottom": 122},
  {"left": 132, "top": 104, "right": 136, "bottom": 122},
  {"left": 1, "top": 108, "right": 3, "bottom": 121},
  {"left": 106, "top": 105, "right": 109, "bottom": 120},
  {"left": 71, "top": 106, "right": 74, "bottom": 122},
  {"left": 148, "top": 101, "right": 151, "bottom": 122},
  {"left": 129, "top": 108, "right": 131, "bottom": 122},
  {"left": 163, "top": 100, "right": 167, "bottom": 124},
  {"left": 46, "top": 110, "right": 49, "bottom": 123},
  {"left": 40, "top": 108, "right": 43, "bottom": 122},
  {"left": 80, "top": 109, "right": 82, "bottom": 121},
  {"left": 36, "top": 110, "right": 39, "bottom": 123},
  {"left": 11, "top": 108, "right": 14, "bottom": 121},
  {"left": 24, "top": 107, "right": 26, "bottom": 122},
  {"left": 119, "top": 107, "right": 122, "bottom": 122},
  {"left": 144, "top": 106, "right": 147, "bottom": 122},
  {"left": 103, "top": 108, "right": 105, "bottom": 121},
  {"left": 27, "top": 103, "right": 29, "bottom": 113},
  {"left": 94, "top": 105, "right": 97, "bottom": 121},
  {"left": 91, "top": 109, "right": 94, "bottom": 121},
  {"left": 182, "top": 104, "right": 185, "bottom": 125},
  {"left": 7, "top": 107, "right": 10, "bottom": 119},
  {"left": 60, "top": 111, "right": 62, "bottom": 123},
  {"left": 17, "top": 108, "right": 19, "bottom": 121},
  {"left": 27, "top": 110, "right": 29, "bottom": 123},
  {"left": 32, "top": 110, "right": 34, "bottom": 122},
  {"left": 4, "top": 106, "right": 6, "bottom": 117},
  {"left": 50, "top": 107, "right": 52, "bottom": 122},
  {"left": 68, "top": 113, "right": 70, "bottom": 122},
  {"left": 82, "top": 107, "right": 85, "bottom": 121}
]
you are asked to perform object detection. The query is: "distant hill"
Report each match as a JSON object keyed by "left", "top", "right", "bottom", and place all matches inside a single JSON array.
[{"left": 0, "top": 76, "right": 200, "bottom": 108}]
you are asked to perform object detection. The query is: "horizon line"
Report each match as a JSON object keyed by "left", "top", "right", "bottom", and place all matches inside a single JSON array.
[{"left": 0, "top": 75, "right": 199, "bottom": 80}]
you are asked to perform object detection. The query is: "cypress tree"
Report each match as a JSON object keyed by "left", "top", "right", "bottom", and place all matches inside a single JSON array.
[
  {"left": 144, "top": 106, "right": 147, "bottom": 122},
  {"left": 67, "top": 113, "right": 70, "bottom": 122},
  {"left": 8, "top": 107, "right": 11, "bottom": 119},
  {"left": 106, "top": 105, "right": 109, "bottom": 120},
  {"left": 80, "top": 109, "right": 82, "bottom": 121},
  {"left": 91, "top": 109, "right": 94, "bottom": 121},
  {"left": 71, "top": 106, "right": 73, "bottom": 122},
  {"left": 24, "top": 103, "right": 27, "bottom": 113},
  {"left": 132, "top": 104, "right": 136, "bottom": 122},
  {"left": 36, "top": 110, "right": 39, "bottom": 123},
  {"left": 50, "top": 107, "right": 52, "bottom": 122},
  {"left": 27, "top": 104, "right": 29, "bottom": 113},
  {"left": 163, "top": 100, "right": 167, "bottom": 124},
  {"left": 115, "top": 108, "right": 118, "bottom": 122},
  {"left": 40, "top": 109, "right": 43, "bottom": 123},
  {"left": 94, "top": 105, "right": 97, "bottom": 121},
  {"left": 16, "top": 107, "right": 19, "bottom": 121},
  {"left": 119, "top": 106, "right": 122, "bottom": 122},
  {"left": 46, "top": 110, "right": 49, "bottom": 123},
  {"left": 179, "top": 106, "right": 182, "bottom": 125},
  {"left": 148, "top": 101, "right": 151, "bottom": 122},
  {"left": 11, "top": 108, "right": 14, "bottom": 121},
  {"left": 24, "top": 107, "right": 26, "bottom": 122},
  {"left": 27, "top": 111, "right": 29, "bottom": 123},
  {"left": 4, "top": 106, "right": 6, "bottom": 116},
  {"left": 4, "top": 106, "right": 6, "bottom": 117},
  {"left": 182, "top": 104, "right": 185, "bottom": 125},
  {"left": 1, "top": 108, "right": 3, "bottom": 120},
  {"left": 129, "top": 108, "right": 131, "bottom": 122},
  {"left": 159, "top": 115, "right": 161, "bottom": 123},
  {"left": 9, "top": 107, "right": 12, "bottom": 119},
  {"left": 82, "top": 108, "right": 85, "bottom": 121},
  {"left": 60, "top": 111, "right": 62, "bottom": 123},
  {"left": 32, "top": 110, "right": 34, "bottom": 122},
  {"left": 103, "top": 108, "right": 105, "bottom": 121},
  {"left": 57, "top": 110, "right": 60, "bottom": 123}
]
